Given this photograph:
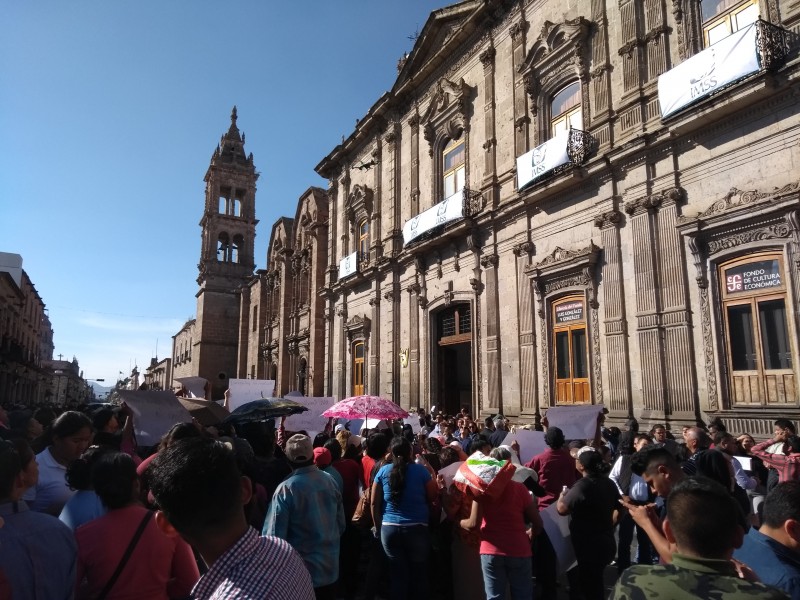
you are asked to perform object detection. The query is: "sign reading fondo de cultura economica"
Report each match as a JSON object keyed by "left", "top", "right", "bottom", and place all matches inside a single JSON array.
[
  {"left": 516, "top": 130, "right": 570, "bottom": 191},
  {"left": 658, "top": 23, "right": 760, "bottom": 119},
  {"left": 402, "top": 190, "right": 465, "bottom": 245},
  {"left": 725, "top": 259, "right": 782, "bottom": 294}
]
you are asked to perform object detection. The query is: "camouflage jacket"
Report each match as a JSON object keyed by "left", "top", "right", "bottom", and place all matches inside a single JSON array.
[{"left": 611, "top": 553, "right": 789, "bottom": 600}]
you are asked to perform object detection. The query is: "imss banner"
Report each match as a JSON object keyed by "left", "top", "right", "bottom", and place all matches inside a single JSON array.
[
  {"left": 658, "top": 23, "right": 760, "bottom": 118},
  {"left": 402, "top": 191, "right": 464, "bottom": 245},
  {"left": 516, "top": 131, "right": 570, "bottom": 190}
]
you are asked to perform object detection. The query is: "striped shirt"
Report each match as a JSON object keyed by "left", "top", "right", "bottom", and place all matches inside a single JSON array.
[
  {"left": 751, "top": 440, "right": 800, "bottom": 484},
  {"left": 192, "top": 527, "right": 313, "bottom": 600}
]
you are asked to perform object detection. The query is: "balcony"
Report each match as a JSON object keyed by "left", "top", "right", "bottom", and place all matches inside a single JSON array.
[
  {"left": 402, "top": 186, "right": 486, "bottom": 248},
  {"left": 658, "top": 20, "right": 790, "bottom": 128},
  {"left": 516, "top": 128, "right": 598, "bottom": 193}
]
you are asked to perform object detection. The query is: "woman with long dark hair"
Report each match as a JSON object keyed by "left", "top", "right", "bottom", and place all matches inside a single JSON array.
[
  {"left": 27, "top": 411, "right": 93, "bottom": 515},
  {"left": 371, "top": 436, "right": 439, "bottom": 600},
  {"left": 59, "top": 445, "right": 110, "bottom": 530},
  {"left": 557, "top": 447, "right": 620, "bottom": 600},
  {"left": 74, "top": 452, "right": 198, "bottom": 599}
]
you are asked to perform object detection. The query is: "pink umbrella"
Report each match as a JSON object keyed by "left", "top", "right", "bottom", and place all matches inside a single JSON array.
[{"left": 322, "top": 395, "right": 409, "bottom": 421}]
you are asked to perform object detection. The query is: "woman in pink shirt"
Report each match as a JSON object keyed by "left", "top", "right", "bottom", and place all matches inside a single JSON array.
[
  {"left": 75, "top": 452, "right": 199, "bottom": 600},
  {"left": 461, "top": 447, "right": 543, "bottom": 600}
]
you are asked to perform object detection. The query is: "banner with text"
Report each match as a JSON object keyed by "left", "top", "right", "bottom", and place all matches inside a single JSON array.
[
  {"left": 339, "top": 251, "right": 358, "bottom": 280},
  {"left": 516, "top": 131, "right": 570, "bottom": 191},
  {"left": 228, "top": 379, "right": 276, "bottom": 411},
  {"left": 658, "top": 24, "right": 759, "bottom": 118},
  {"left": 402, "top": 191, "right": 464, "bottom": 245}
]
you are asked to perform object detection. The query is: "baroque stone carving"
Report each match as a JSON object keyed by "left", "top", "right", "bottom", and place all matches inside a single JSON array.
[
  {"left": 707, "top": 224, "right": 792, "bottom": 254},
  {"left": 698, "top": 285, "right": 719, "bottom": 411},
  {"left": 594, "top": 210, "right": 622, "bottom": 229},
  {"left": 534, "top": 243, "right": 599, "bottom": 270}
]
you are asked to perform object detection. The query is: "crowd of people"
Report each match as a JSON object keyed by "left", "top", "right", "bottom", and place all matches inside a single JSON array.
[{"left": 0, "top": 399, "right": 799, "bottom": 600}]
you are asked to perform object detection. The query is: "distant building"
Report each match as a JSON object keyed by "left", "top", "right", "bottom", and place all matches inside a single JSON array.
[
  {"left": 143, "top": 356, "right": 171, "bottom": 391},
  {"left": 0, "top": 252, "right": 55, "bottom": 407}
]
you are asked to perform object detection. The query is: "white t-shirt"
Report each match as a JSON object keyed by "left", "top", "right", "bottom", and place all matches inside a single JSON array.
[{"left": 27, "top": 447, "right": 75, "bottom": 515}]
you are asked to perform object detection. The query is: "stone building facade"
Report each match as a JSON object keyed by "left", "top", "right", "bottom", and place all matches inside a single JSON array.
[
  {"left": 311, "top": 0, "right": 800, "bottom": 433},
  {"left": 0, "top": 252, "right": 55, "bottom": 407},
  {"left": 238, "top": 187, "right": 329, "bottom": 396}
]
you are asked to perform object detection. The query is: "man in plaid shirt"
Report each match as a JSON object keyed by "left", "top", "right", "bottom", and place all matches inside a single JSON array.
[
  {"left": 149, "top": 437, "right": 313, "bottom": 600},
  {"left": 751, "top": 422, "right": 800, "bottom": 485}
]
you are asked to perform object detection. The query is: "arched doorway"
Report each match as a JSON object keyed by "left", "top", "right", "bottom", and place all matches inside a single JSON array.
[{"left": 434, "top": 303, "right": 473, "bottom": 415}]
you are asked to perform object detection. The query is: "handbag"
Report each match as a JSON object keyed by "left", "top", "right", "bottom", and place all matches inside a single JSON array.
[
  {"left": 352, "top": 486, "right": 373, "bottom": 528},
  {"left": 95, "top": 510, "right": 154, "bottom": 600}
]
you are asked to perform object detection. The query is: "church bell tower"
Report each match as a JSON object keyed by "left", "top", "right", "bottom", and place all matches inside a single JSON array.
[{"left": 194, "top": 107, "right": 259, "bottom": 398}]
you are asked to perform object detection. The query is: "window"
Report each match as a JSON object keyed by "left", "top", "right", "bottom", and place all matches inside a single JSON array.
[
  {"left": 702, "top": 0, "right": 759, "bottom": 46},
  {"left": 217, "top": 233, "right": 230, "bottom": 262},
  {"left": 358, "top": 219, "right": 369, "bottom": 263},
  {"left": 231, "top": 235, "right": 243, "bottom": 264},
  {"left": 720, "top": 253, "right": 795, "bottom": 405},
  {"left": 438, "top": 304, "right": 472, "bottom": 345},
  {"left": 352, "top": 342, "right": 365, "bottom": 396},
  {"left": 443, "top": 137, "right": 465, "bottom": 199},
  {"left": 252, "top": 305, "right": 258, "bottom": 332},
  {"left": 551, "top": 82, "right": 582, "bottom": 137},
  {"left": 552, "top": 296, "right": 590, "bottom": 404}
]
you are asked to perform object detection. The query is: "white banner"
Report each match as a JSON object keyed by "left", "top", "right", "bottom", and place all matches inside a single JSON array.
[
  {"left": 117, "top": 390, "right": 193, "bottom": 447},
  {"left": 545, "top": 404, "right": 605, "bottom": 441},
  {"left": 284, "top": 396, "right": 336, "bottom": 438},
  {"left": 658, "top": 24, "right": 759, "bottom": 118},
  {"left": 338, "top": 251, "right": 358, "bottom": 280},
  {"left": 173, "top": 376, "right": 208, "bottom": 399},
  {"left": 516, "top": 131, "right": 570, "bottom": 190},
  {"left": 228, "top": 379, "right": 275, "bottom": 411},
  {"left": 402, "top": 191, "right": 464, "bottom": 245},
  {"left": 540, "top": 503, "right": 578, "bottom": 574}
]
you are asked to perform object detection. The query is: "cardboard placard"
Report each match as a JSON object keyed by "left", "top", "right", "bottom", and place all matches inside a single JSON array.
[
  {"left": 117, "top": 390, "right": 193, "bottom": 447},
  {"left": 173, "top": 376, "right": 208, "bottom": 399},
  {"left": 545, "top": 405, "right": 605, "bottom": 441},
  {"left": 227, "top": 379, "right": 276, "bottom": 411},
  {"left": 540, "top": 503, "right": 577, "bottom": 574}
]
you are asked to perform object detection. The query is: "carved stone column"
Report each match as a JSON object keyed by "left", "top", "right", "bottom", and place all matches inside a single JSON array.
[
  {"left": 590, "top": 0, "right": 612, "bottom": 120},
  {"left": 481, "top": 253, "right": 502, "bottom": 414},
  {"left": 625, "top": 195, "right": 666, "bottom": 413},
  {"left": 409, "top": 114, "right": 421, "bottom": 214},
  {"left": 644, "top": 0, "right": 669, "bottom": 80},
  {"left": 384, "top": 284, "right": 399, "bottom": 400},
  {"left": 340, "top": 171, "right": 351, "bottom": 261},
  {"left": 371, "top": 136, "right": 383, "bottom": 262},
  {"left": 618, "top": 0, "right": 644, "bottom": 94},
  {"left": 480, "top": 45, "right": 498, "bottom": 207},
  {"left": 510, "top": 20, "right": 530, "bottom": 158},
  {"left": 595, "top": 208, "right": 632, "bottom": 415},
  {"left": 336, "top": 303, "right": 347, "bottom": 400},
  {"left": 384, "top": 125, "right": 402, "bottom": 256},
  {"left": 327, "top": 179, "right": 339, "bottom": 287},
  {"left": 513, "top": 242, "right": 536, "bottom": 415},
  {"left": 369, "top": 294, "right": 380, "bottom": 396},
  {"left": 406, "top": 283, "right": 422, "bottom": 410},
  {"left": 657, "top": 189, "right": 696, "bottom": 415}
]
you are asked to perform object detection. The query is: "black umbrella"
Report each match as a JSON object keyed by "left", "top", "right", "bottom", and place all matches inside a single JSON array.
[{"left": 223, "top": 398, "right": 309, "bottom": 425}]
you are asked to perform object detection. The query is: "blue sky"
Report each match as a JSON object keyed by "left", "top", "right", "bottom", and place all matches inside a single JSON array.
[{"left": 1, "top": 1, "right": 445, "bottom": 384}]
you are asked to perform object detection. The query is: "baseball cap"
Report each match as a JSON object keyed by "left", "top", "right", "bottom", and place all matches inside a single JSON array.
[
  {"left": 313, "top": 447, "right": 332, "bottom": 468},
  {"left": 285, "top": 434, "right": 313, "bottom": 463},
  {"left": 334, "top": 424, "right": 345, "bottom": 434}
]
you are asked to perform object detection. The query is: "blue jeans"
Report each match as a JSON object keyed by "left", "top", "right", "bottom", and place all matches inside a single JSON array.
[
  {"left": 480, "top": 554, "right": 533, "bottom": 600},
  {"left": 380, "top": 524, "right": 430, "bottom": 600}
]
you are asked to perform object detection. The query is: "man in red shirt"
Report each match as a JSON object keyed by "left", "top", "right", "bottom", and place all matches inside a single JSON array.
[{"left": 526, "top": 427, "right": 580, "bottom": 598}]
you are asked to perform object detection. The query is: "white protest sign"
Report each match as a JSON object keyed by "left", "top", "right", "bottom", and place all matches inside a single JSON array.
[
  {"left": 404, "top": 417, "right": 422, "bottom": 434},
  {"left": 227, "top": 379, "right": 275, "bottom": 411},
  {"left": 540, "top": 503, "right": 577, "bottom": 574},
  {"left": 173, "top": 376, "right": 208, "bottom": 399},
  {"left": 545, "top": 405, "right": 604, "bottom": 441},
  {"left": 117, "top": 390, "right": 193, "bottom": 447},
  {"left": 284, "top": 396, "right": 335, "bottom": 438},
  {"left": 437, "top": 461, "right": 464, "bottom": 489},
  {"left": 736, "top": 456, "right": 752, "bottom": 471},
  {"left": 503, "top": 430, "right": 548, "bottom": 465}
]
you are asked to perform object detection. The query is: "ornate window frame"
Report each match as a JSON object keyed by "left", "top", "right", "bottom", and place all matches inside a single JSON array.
[
  {"left": 526, "top": 243, "right": 602, "bottom": 407},
  {"left": 345, "top": 184, "right": 373, "bottom": 264},
  {"left": 520, "top": 18, "right": 591, "bottom": 149},
  {"left": 420, "top": 77, "right": 472, "bottom": 204},
  {"left": 674, "top": 0, "right": 781, "bottom": 60},
  {"left": 678, "top": 182, "right": 800, "bottom": 412}
]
